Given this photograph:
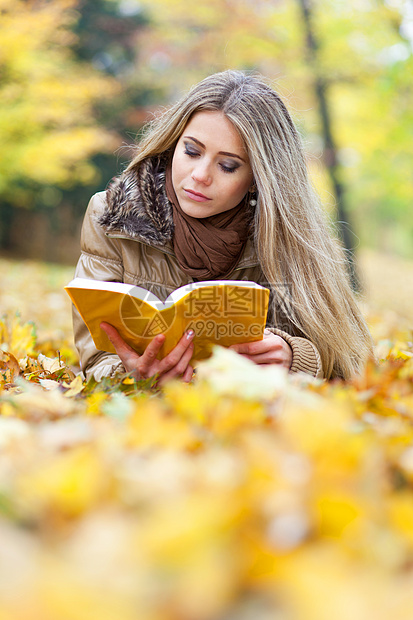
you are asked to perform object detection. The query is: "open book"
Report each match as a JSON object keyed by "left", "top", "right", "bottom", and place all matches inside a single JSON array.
[{"left": 65, "top": 278, "right": 269, "bottom": 363}]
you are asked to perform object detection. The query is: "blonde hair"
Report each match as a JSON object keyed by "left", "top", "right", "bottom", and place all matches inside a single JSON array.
[{"left": 126, "top": 70, "right": 373, "bottom": 379}]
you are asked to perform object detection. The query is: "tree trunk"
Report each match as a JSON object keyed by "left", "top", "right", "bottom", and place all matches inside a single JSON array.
[{"left": 296, "top": 0, "right": 360, "bottom": 291}]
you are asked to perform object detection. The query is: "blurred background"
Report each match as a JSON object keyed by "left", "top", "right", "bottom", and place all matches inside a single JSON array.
[{"left": 0, "top": 0, "right": 412, "bottom": 325}]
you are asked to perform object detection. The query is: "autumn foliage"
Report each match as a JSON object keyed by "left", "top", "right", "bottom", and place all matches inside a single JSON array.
[
  {"left": 0, "top": 0, "right": 412, "bottom": 614},
  {"left": 0, "top": 0, "right": 120, "bottom": 206},
  {"left": 0, "top": 259, "right": 412, "bottom": 620}
]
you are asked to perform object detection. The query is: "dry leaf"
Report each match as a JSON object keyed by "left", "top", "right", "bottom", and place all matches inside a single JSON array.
[{"left": 0, "top": 350, "right": 21, "bottom": 385}]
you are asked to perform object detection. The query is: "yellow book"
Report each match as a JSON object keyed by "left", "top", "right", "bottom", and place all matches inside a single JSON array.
[{"left": 65, "top": 278, "right": 269, "bottom": 363}]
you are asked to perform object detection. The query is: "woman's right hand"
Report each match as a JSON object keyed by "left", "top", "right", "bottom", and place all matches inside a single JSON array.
[{"left": 100, "top": 322, "right": 195, "bottom": 386}]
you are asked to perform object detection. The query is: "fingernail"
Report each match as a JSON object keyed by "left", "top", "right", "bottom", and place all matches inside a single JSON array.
[{"left": 186, "top": 329, "right": 194, "bottom": 339}]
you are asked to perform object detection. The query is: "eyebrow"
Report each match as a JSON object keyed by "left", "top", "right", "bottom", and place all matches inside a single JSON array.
[{"left": 184, "top": 136, "right": 246, "bottom": 162}]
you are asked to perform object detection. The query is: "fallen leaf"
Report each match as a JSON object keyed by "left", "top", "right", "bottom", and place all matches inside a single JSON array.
[
  {"left": 63, "top": 375, "right": 85, "bottom": 398},
  {"left": 0, "top": 350, "right": 21, "bottom": 385}
]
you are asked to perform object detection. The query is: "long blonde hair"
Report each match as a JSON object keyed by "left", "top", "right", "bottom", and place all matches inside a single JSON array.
[{"left": 126, "top": 70, "right": 373, "bottom": 379}]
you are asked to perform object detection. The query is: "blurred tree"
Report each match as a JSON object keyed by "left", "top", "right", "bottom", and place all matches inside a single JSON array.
[
  {"left": 305, "top": 0, "right": 413, "bottom": 258},
  {"left": 70, "top": 0, "right": 158, "bottom": 142},
  {"left": 0, "top": 0, "right": 157, "bottom": 259},
  {"left": 296, "top": 0, "right": 360, "bottom": 290},
  {"left": 59, "top": 0, "right": 159, "bottom": 232},
  {"left": 0, "top": 1, "right": 119, "bottom": 210},
  {"left": 0, "top": 0, "right": 116, "bottom": 249}
]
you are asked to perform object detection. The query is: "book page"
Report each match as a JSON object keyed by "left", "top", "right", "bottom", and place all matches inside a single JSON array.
[
  {"left": 165, "top": 279, "right": 266, "bottom": 305},
  {"left": 66, "top": 278, "right": 163, "bottom": 309}
]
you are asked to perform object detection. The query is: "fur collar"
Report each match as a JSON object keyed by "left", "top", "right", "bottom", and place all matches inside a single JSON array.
[{"left": 99, "top": 156, "right": 174, "bottom": 246}]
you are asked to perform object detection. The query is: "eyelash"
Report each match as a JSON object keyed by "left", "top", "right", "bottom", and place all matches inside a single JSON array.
[{"left": 183, "top": 146, "right": 238, "bottom": 174}]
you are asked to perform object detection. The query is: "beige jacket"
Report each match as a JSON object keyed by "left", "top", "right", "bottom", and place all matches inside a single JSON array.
[{"left": 73, "top": 161, "right": 323, "bottom": 381}]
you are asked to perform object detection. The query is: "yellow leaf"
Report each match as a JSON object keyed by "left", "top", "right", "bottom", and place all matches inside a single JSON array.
[
  {"left": 122, "top": 377, "right": 135, "bottom": 385},
  {"left": 0, "top": 315, "right": 36, "bottom": 359},
  {"left": 17, "top": 447, "right": 110, "bottom": 518},
  {"left": 63, "top": 375, "right": 84, "bottom": 398},
  {"left": 85, "top": 392, "right": 107, "bottom": 416},
  {"left": 387, "top": 493, "right": 413, "bottom": 546},
  {"left": 314, "top": 493, "right": 363, "bottom": 538}
]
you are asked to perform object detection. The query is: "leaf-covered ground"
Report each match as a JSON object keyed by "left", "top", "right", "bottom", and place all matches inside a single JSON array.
[{"left": 0, "top": 254, "right": 412, "bottom": 620}]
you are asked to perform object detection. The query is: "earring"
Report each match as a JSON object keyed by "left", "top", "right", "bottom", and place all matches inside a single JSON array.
[{"left": 249, "top": 186, "right": 257, "bottom": 207}]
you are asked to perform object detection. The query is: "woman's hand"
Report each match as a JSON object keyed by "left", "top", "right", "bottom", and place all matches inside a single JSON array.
[
  {"left": 229, "top": 328, "right": 292, "bottom": 369},
  {"left": 100, "top": 322, "right": 194, "bottom": 386}
]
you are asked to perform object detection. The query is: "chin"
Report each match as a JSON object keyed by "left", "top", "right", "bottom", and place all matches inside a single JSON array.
[
  {"left": 183, "top": 208, "right": 210, "bottom": 219},
  {"left": 180, "top": 203, "right": 214, "bottom": 219}
]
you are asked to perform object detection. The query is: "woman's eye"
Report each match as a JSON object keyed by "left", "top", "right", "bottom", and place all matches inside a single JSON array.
[
  {"left": 184, "top": 146, "right": 199, "bottom": 158},
  {"left": 220, "top": 163, "right": 238, "bottom": 174}
]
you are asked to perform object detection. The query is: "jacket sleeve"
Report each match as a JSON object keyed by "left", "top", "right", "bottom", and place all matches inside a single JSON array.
[
  {"left": 72, "top": 193, "right": 126, "bottom": 381},
  {"left": 265, "top": 327, "right": 323, "bottom": 379}
]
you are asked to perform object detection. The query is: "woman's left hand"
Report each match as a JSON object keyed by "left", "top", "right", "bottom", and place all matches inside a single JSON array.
[{"left": 229, "top": 328, "right": 292, "bottom": 369}]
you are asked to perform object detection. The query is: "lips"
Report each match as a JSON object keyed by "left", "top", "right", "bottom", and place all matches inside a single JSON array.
[{"left": 183, "top": 188, "right": 212, "bottom": 202}]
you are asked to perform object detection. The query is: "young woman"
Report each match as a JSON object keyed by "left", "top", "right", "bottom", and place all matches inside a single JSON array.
[{"left": 73, "top": 70, "right": 372, "bottom": 384}]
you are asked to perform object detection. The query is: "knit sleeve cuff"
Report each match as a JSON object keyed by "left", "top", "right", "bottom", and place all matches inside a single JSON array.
[
  {"left": 85, "top": 356, "right": 126, "bottom": 382},
  {"left": 267, "top": 328, "right": 323, "bottom": 379},
  {"left": 109, "top": 361, "right": 126, "bottom": 379}
]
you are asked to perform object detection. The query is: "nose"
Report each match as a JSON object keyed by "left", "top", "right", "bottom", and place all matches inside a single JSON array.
[{"left": 191, "top": 160, "right": 212, "bottom": 185}]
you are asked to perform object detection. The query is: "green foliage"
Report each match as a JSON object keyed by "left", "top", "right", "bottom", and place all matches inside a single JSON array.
[{"left": 0, "top": 0, "right": 120, "bottom": 207}]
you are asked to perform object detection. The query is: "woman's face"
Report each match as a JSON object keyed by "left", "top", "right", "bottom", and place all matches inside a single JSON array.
[{"left": 171, "top": 110, "right": 253, "bottom": 218}]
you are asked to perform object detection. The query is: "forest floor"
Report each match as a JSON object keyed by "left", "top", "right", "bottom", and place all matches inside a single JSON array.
[
  {"left": 0, "top": 250, "right": 412, "bottom": 620},
  {"left": 359, "top": 248, "right": 413, "bottom": 323}
]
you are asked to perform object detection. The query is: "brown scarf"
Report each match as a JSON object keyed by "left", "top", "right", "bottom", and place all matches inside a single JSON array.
[{"left": 165, "top": 165, "right": 250, "bottom": 280}]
